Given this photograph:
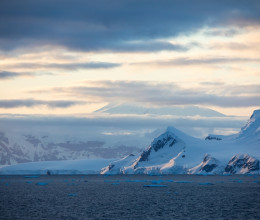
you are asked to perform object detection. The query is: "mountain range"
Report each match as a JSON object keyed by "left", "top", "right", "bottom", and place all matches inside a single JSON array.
[
  {"left": 101, "top": 110, "right": 260, "bottom": 175},
  {"left": 0, "top": 131, "right": 140, "bottom": 165},
  {"left": 0, "top": 106, "right": 256, "bottom": 173},
  {"left": 0, "top": 104, "right": 233, "bottom": 166}
]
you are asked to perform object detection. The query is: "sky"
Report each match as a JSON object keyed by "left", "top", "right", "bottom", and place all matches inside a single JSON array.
[{"left": 0, "top": 1, "right": 260, "bottom": 138}]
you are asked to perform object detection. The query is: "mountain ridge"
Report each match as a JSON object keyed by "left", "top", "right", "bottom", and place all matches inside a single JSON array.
[{"left": 102, "top": 109, "right": 260, "bottom": 175}]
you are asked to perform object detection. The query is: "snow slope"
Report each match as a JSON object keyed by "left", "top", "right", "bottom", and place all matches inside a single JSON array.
[{"left": 236, "top": 109, "right": 260, "bottom": 143}]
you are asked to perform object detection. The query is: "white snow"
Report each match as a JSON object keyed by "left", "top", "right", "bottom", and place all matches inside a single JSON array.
[
  {"left": 0, "top": 159, "right": 116, "bottom": 175},
  {"left": 100, "top": 154, "right": 139, "bottom": 174}
]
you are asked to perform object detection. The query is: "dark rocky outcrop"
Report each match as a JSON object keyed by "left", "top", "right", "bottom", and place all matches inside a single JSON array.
[
  {"left": 152, "top": 134, "right": 177, "bottom": 152},
  {"left": 205, "top": 135, "right": 222, "bottom": 141},
  {"left": 138, "top": 148, "right": 152, "bottom": 162},
  {"left": 137, "top": 132, "right": 178, "bottom": 163},
  {"left": 200, "top": 154, "right": 219, "bottom": 172},
  {"left": 225, "top": 154, "right": 259, "bottom": 174}
]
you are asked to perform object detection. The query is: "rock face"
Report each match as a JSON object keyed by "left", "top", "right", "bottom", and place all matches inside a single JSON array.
[
  {"left": 136, "top": 130, "right": 182, "bottom": 164},
  {"left": 205, "top": 136, "right": 222, "bottom": 141},
  {"left": 225, "top": 154, "right": 260, "bottom": 174},
  {"left": 188, "top": 154, "right": 221, "bottom": 174}
]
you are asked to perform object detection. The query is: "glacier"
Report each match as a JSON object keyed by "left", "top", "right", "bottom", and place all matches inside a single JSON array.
[{"left": 0, "top": 159, "right": 115, "bottom": 175}]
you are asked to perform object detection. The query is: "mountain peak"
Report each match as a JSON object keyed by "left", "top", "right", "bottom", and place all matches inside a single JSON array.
[
  {"left": 165, "top": 126, "right": 178, "bottom": 134},
  {"left": 250, "top": 109, "right": 260, "bottom": 120},
  {"left": 163, "top": 126, "right": 198, "bottom": 142},
  {"left": 240, "top": 109, "right": 260, "bottom": 137}
]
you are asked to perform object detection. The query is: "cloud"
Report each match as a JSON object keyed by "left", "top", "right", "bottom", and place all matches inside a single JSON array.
[
  {"left": 0, "top": 71, "right": 27, "bottom": 79},
  {"left": 30, "top": 80, "right": 260, "bottom": 108},
  {"left": 199, "top": 83, "right": 260, "bottom": 95},
  {"left": 209, "top": 42, "right": 252, "bottom": 50},
  {"left": 0, "top": 0, "right": 259, "bottom": 52},
  {"left": 0, "top": 99, "right": 86, "bottom": 108},
  {"left": 1, "top": 62, "right": 121, "bottom": 71},
  {"left": 204, "top": 28, "right": 241, "bottom": 37},
  {"left": 136, "top": 57, "right": 260, "bottom": 66},
  {"left": 199, "top": 82, "right": 225, "bottom": 86},
  {"left": 101, "top": 40, "right": 189, "bottom": 52},
  {"left": 0, "top": 113, "right": 247, "bottom": 138},
  {"left": 47, "top": 62, "right": 121, "bottom": 70}
]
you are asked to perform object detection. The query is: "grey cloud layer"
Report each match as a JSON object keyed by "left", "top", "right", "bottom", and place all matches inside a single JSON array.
[
  {"left": 1, "top": 62, "right": 120, "bottom": 71},
  {"left": 32, "top": 80, "right": 260, "bottom": 108},
  {"left": 0, "top": 71, "right": 31, "bottom": 79},
  {"left": 0, "top": 0, "right": 259, "bottom": 52},
  {"left": 0, "top": 70, "right": 53, "bottom": 80},
  {"left": 0, "top": 114, "right": 246, "bottom": 139},
  {"left": 0, "top": 114, "right": 245, "bottom": 129},
  {"left": 136, "top": 57, "right": 260, "bottom": 67},
  {"left": 0, "top": 99, "right": 86, "bottom": 108}
]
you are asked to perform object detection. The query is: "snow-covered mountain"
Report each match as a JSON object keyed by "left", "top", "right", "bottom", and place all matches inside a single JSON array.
[
  {"left": 0, "top": 131, "right": 141, "bottom": 165},
  {"left": 0, "top": 109, "right": 257, "bottom": 169},
  {"left": 102, "top": 110, "right": 260, "bottom": 175},
  {"left": 188, "top": 154, "right": 223, "bottom": 175},
  {"left": 95, "top": 103, "right": 225, "bottom": 117}
]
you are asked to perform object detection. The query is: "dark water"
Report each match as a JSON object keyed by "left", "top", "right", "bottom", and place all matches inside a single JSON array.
[{"left": 0, "top": 175, "right": 260, "bottom": 219}]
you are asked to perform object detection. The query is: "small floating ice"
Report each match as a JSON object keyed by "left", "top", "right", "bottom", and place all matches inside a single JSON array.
[
  {"left": 175, "top": 181, "right": 192, "bottom": 183},
  {"left": 151, "top": 180, "right": 163, "bottom": 184},
  {"left": 36, "top": 182, "right": 48, "bottom": 186},
  {"left": 199, "top": 182, "right": 214, "bottom": 185},
  {"left": 143, "top": 185, "right": 167, "bottom": 187},
  {"left": 68, "top": 193, "right": 77, "bottom": 197},
  {"left": 24, "top": 176, "right": 39, "bottom": 178}
]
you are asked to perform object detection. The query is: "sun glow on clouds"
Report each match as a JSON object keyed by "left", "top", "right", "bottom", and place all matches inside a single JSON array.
[{"left": 0, "top": 1, "right": 260, "bottom": 118}]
